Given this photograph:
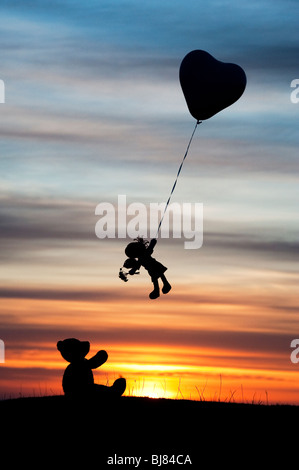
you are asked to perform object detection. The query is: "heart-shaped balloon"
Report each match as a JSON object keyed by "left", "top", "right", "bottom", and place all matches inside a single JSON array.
[{"left": 179, "top": 50, "right": 247, "bottom": 121}]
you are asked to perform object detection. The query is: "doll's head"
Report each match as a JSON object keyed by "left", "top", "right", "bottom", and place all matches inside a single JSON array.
[{"left": 125, "top": 237, "right": 148, "bottom": 258}]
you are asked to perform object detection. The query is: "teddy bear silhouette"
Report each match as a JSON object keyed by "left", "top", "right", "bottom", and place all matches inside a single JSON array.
[{"left": 57, "top": 338, "right": 126, "bottom": 399}]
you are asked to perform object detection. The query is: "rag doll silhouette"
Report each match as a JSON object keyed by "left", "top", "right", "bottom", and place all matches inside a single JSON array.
[{"left": 119, "top": 237, "right": 171, "bottom": 299}]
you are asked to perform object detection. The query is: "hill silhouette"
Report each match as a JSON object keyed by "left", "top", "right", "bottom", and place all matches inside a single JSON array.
[{"left": 1, "top": 395, "right": 297, "bottom": 467}]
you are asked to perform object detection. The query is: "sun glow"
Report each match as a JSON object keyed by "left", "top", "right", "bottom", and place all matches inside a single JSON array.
[
  {"left": 113, "top": 363, "right": 193, "bottom": 373},
  {"left": 1, "top": 285, "right": 299, "bottom": 405}
]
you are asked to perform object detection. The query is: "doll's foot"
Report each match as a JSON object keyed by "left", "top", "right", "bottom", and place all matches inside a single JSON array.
[
  {"left": 162, "top": 283, "right": 171, "bottom": 294},
  {"left": 149, "top": 289, "right": 160, "bottom": 299}
]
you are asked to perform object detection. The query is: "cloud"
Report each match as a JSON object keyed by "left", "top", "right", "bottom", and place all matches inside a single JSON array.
[
  {"left": 1, "top": 195, "right": 298, "bottom": 261},
  {"left": 204, "top": 232, "right": 299, "bottom": 261},
  {"left": 0, "top": 195, "right": 94, "bottom": 241},
  {"left": 0, "top": 311, "right": 293, "bottom": 359},
  {"left": 3, "top": 0, "right": 297, "bottom": 85},
  {"left": 0, "top": 286, "right": 132, "bottom": 302}
]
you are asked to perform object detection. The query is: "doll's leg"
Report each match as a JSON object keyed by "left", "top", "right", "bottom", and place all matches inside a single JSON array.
[
  {"left": 149, "top": 278, "right": 160, "bottom": 299},
  {"left": 161, "top": 274, "right": 171, "bottom": 294}
]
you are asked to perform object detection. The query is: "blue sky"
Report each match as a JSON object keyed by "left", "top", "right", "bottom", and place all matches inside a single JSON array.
[
  {"left": 0, "top": 0, "right": 299, "bottom": 400},
  {"left": 1, "top": 0, "right": 298, "bottom": 277}
]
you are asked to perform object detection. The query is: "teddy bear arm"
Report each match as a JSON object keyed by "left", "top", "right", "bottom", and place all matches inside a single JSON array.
[{"left": 88, "top": 350, "right": 108, "bottom": 369}]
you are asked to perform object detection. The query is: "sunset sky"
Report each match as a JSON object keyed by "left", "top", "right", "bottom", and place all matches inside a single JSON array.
[{"left": 1, "top": 0, "right": 299, "bottom": 404}]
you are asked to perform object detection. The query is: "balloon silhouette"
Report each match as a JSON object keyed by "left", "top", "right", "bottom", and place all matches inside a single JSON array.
[{"left": 179, "top": 50, "right": 247, "bottom": 121}]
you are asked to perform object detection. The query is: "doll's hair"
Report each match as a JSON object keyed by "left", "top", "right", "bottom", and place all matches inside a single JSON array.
[{"left": 135, "top": 237, "right": 149, "bottom": 246}]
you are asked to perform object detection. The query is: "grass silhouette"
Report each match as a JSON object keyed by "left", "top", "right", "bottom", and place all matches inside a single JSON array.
[
  {"left": 124, "top": 375, "right": 272, "bottom": 405},
  {"left": 0, "top": 392, "right": 297, "bottom": 467}
]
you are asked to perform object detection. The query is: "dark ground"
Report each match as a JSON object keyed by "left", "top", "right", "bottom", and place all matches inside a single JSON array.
[{"left": 1, "top": 395, "right": 298, "bottom": 468}]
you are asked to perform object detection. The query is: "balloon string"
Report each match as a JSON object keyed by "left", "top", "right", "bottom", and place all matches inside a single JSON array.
[{"left": 156, "top": 120, "right": 202, "bottom": 238}]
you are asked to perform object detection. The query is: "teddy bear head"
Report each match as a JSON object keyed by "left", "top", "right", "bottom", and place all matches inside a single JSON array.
[{"left": 57, "top": 338, "right": 90, "bottom": 363}]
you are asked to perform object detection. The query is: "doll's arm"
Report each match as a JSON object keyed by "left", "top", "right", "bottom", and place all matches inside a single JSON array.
[
  {"left": 129, "top": 263, "right": 141, "bottom": 275},
  {"left": 128, "top": 260, "right": 141, "bottom": 275},
  {"left": 88, "top": 350, "right": 108, "bottom": 369},
  {"left": 123, "top": 258, "right": 140, "bottom": 275},
  {"left": 147, "top": 238, "right": 157, "bottom": 255}
]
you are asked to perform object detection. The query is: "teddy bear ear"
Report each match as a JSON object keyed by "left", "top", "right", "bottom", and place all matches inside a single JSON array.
[
  {"left": 81, "top": 341, "right": 90, "bottom": 356},
  {"left": 57, "top": 341, "right": 63, "bottom": 351}
]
